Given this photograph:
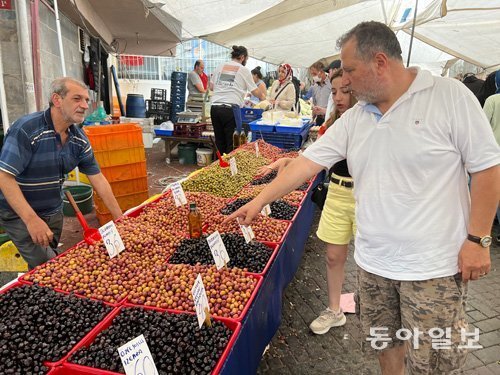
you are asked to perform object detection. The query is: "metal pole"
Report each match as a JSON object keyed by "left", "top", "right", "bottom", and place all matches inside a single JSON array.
[
  {"left": 406, "top": 0, "right": 419, "bottom": 67},
  {"left": 31, "top": 0, "right": 43, "bottom": 110},
  {"left": 16, "top": 0, "right": 37, "bottom": 113},
  {"left": 53, "top": 0, "right": 66, "bottom": 76},
  {"left": 0, "top": 43, "right": 10, "bottom": 132}
]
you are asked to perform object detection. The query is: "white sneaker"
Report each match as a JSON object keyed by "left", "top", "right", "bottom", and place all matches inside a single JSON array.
[{"left": 309, "top": 308, "right": 346, "bottom": 335}]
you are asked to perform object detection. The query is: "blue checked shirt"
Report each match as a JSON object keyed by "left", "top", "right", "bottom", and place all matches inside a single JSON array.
[{"left": 0, "top": 108, "right": 100, "bottom": 216}]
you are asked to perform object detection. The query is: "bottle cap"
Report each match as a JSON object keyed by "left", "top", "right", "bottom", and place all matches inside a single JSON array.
[{"left": 189, "top": 202, "right": 196, "bottom": 209}]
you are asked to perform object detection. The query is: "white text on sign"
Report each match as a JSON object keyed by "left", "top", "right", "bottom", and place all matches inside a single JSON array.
[
  {"left": 171, "top": 182, "right": 187, "bottom": 207},
  {"left": 229, "top": 157, "right": 238, "bottom": 176},
  {"left": 98, "top": 221, "right": 125, "bottom": 258},
  {"left": 207, "top": 231, "right": 230, "bottom": 270},
  {"left": 118, "top": 334, "right": 158, "bottom": 375},
  {"left": 191, "top": 274, "right": 210, "bottom": 328}
]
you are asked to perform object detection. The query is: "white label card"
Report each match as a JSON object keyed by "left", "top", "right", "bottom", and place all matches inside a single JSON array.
[
  {"left": 237, "top": 218, "right": 255, "bottom": 243},
  {"left": 118, "top": 334, "right": 158, "bottom": 375},
  {"left": 98, "top": 221, "right": 125, "bottom": 259},
  {"left": 255, "top": 142, "right": 260, "bottom": 158},
  {"left": 171, "top": 182, "right": 187, "bottom": 207},
  {"left": 207, "top": 231, "right": 230, "bottom": 270},
  {"left": 191, "top": 274, "right": 210, "bottom": 328},
  {"left": 261, "top": 204, "right": 271, "bottom": 217},
  {"left": 229, "top": 157, "right": 238, "bottom": 176}
]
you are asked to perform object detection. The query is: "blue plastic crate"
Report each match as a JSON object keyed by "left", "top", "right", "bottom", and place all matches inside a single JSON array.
[
  {"left": 154, "top": 129, "right": 173, "bottom": 136},
  {"left": 275, "top": 122, "right": 307, "bottom": 134},
  {"left": 249, "top": 120, "right": 275, "bottom": 132},
  {"left": 171, "top": 71, "right": 187, "bottom": 81},
  {"left": 251, "top": 122, "right": 312, "bottom": 149},
  {"left": 241, "top": 108, "right": 264, "bottom": 123}
]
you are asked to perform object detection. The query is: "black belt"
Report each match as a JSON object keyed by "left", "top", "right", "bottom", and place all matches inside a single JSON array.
[
  {"left": 212, "top": 103, "right": 234, "bottom": 108},
  {"left": 330, "top": 176, "right": 353, "bottom": 188}
]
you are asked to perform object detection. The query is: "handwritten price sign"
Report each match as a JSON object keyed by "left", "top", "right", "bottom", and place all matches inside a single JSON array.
[{"left": 99, "top": 221, "right": 125, "bottom": 258}]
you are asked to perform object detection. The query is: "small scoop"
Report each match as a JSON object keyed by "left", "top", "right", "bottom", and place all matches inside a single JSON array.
[
  {"left": 210, "top": 136, "right": 229, "bottom": 168},
  {"left": 64, "top": 190, "right": 102, "bottom": 244}
]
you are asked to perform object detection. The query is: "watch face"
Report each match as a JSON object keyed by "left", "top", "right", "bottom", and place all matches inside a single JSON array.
[{"left": 480, "top": 236, "right": 492, "bottom": 247}]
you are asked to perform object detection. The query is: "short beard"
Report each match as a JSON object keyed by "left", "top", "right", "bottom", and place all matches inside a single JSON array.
[{"left": 352, "top": 77, "right": 385, "bottom": 104}]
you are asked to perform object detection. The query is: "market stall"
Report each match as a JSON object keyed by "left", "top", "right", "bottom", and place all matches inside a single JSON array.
[{"left": 0, "top": 133, "right": 317, "bottom": 374}]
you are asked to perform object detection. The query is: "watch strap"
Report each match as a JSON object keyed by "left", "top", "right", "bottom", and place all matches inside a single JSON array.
[{"left": 467, "top": 234, "right": 481, "bottom": 244}]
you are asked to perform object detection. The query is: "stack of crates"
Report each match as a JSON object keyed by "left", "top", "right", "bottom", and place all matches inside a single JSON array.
[
  {"left": 84, "top": 124, "right": 149, "bottom": 225},
  {"left": 170, "top": 71, "right": 187, "bottom": 123},
  {"left": 146, "top": 88, "right": 171, "bottom": 125}
]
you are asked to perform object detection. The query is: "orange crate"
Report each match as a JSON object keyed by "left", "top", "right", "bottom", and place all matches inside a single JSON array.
[
  {"left": 84, "top": 124, "right": 143, "bottom": 152},
  {"left": 108, "top": 176, "right": 148, "bottom": 196},
  {"left": 95, "top": 190, "right": 149, "bottom": 214},
  {"left": 95, "top": 207, "right": 112, "bottom": 226},
  {"left": 100, "top": 161, "right": 147, "bottom": 182},
  {"left": 94, "top": 146, "right": 145, "bottom": 168}
]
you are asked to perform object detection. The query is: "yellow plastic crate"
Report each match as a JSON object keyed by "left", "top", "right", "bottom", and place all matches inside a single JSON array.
[
  {"left": 0, "top": 241, "right": 28, "bottom": 272},
  {"left": 67, "top": 169, "right": 91, "bottom": 185}
]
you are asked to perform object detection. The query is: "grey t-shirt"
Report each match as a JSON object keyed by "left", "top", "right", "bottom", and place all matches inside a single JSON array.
[{"left": 188, "top": 70, "right": 203, "bottom": 94}]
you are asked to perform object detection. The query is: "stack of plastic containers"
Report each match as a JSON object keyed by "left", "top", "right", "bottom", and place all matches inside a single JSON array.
[
  {"left": 146, "top": 88, "right": 171, "bottom": 125},
  {"left": 84, "top": 124, "right": 149, "bottom": 225},
  {"left": 170, "top": 71, "right": 187, "bottom": 123}
]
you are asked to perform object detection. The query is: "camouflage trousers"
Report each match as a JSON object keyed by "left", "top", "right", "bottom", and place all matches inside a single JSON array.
[{"left": 356, "top": 267, "right": 469, "bottom": 374}]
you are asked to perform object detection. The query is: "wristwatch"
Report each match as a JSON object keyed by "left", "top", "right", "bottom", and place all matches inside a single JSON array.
[{"left": 467, "top": 234, "right": 492, "bottom": 248}]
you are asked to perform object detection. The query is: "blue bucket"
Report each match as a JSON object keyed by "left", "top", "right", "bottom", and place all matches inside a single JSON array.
[{"left": 126, "top": 94, "right": 146, "bottom": 118}]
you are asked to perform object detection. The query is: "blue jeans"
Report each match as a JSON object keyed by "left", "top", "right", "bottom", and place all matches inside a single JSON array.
[{"left": 0, "top": 208, "right": 63, "bottom": 270}]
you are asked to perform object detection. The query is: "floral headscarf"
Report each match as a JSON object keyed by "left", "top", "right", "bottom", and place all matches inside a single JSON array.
[{"left": 278, "top": 63, "right": 293, "bottom": 85}]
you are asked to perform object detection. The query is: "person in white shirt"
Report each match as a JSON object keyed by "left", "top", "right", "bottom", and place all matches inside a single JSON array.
[
  {"left": 226, "top": 21, "right": 500, "bottom": 375},
  {"left": 210, "top": 45, "right": 265, "bottom": 153}
]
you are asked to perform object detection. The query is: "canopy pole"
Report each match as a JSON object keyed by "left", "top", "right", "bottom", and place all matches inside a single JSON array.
[
  {"left": 0, "top": 43, "right": 10, "bottom": 132},
  {"left": 53, "top": 0, "right": 66, "bottom": 76},
  {"left": 380, "top": 0, "right": 388, "bottom": 24},
  {"left": 406, "top": 0, "right": 419, "bottom": 67}
]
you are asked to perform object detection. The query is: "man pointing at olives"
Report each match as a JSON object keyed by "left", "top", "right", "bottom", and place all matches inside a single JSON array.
[
  {"left": 0, "top": 77, "right": 122, "bottom": 269},
  {"left": 227, "top": 22, "right": 500, "bottom": 374}
]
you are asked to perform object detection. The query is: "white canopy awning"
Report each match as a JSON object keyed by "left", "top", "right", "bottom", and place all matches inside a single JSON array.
[
  {"left": 154, "top": 0, "right": 500, "bottom": 74},
  {"left": 60, "top": 0, "right": 182, "bottom": 56}
]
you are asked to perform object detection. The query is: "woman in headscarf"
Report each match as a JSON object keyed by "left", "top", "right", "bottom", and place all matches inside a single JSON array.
[{"left": 268, "top": 63, "right": 297, "bottom": 111}]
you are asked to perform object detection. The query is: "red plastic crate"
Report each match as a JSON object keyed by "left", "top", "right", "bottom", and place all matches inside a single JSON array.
[
  {"left": 173, "top": 123, "right": 207, "bottom": 137},
  {"left": 245, "top": 242, "right": 279, "bottom": 277},
  {"left": 19, "top": 245, "right": 127, "bottom": 307},
  {"left": 84, "top": 124, "right": 143, "bottom": 152},
  {"left": 124, "top": 274, "right": 262, "bottom": 322},
  {"left": 0, "top": 281, "right": 118, "bottom": 369},
  {"left": 62, "top": 306, "right": 241, "bottom": 375}
]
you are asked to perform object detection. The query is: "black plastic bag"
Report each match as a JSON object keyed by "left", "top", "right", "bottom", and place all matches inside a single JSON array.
[{"left": 311, "top": 182, "right": 328, "bottom": 210}]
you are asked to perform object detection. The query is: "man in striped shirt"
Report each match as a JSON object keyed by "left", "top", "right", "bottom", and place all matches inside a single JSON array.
[{"left": 0, "top": 77, "right": 122, "bottom": 269}]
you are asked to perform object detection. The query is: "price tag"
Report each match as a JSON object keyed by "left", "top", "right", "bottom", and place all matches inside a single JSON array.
[
  {"left": 99, "top": 221, "right": 125, "bottom": 259},
  {"left": 118, "top": 334, "right": 158, "bottom": 375},
  {"left": 260, "top": 204, "right": 271, "bottom": 217},
  {"left": 191, "top": 274, "right": 211, "bottom": 328},
  {"left": 237, "top": 218, "right": 255, "bottom": 243},
  {"left": 255, "top": 142, "right": 260, "bottom": 158},
  {"left": 229, "top": 157, "right": 238, "bottom": 176},
  {"left": 171, "top": 182, "right": 187, "bottom": 207},
  {"left": 207, "top": 231, "right": 230, "bottom": 270}
]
